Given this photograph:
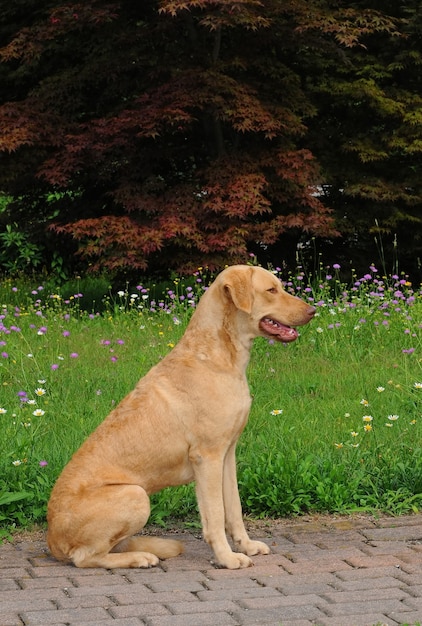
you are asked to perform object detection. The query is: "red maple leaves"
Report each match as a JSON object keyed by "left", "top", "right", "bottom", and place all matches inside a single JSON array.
[{"left": 2, "top": 0, "right": 414, "bottom": 276}]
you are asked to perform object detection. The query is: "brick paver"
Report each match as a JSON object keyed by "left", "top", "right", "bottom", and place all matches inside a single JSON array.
[{"left": 1, "top": 514, "right": 422, "bottom": 625}]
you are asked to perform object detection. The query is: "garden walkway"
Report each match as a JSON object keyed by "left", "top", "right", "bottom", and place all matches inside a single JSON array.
[{"left": 1, "top": 514, "right": 422, "bottom": 626}]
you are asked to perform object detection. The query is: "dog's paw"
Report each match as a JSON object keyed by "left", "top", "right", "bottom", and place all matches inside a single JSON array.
[
  {"left": 132, "top": 551, "right": 160, "bottom": 568},
  {"left": 242, "top": 539, "right": 271, "bottom": 557},
  {"left": 214, "top": 552, "right": 253, "bottom": 569}
]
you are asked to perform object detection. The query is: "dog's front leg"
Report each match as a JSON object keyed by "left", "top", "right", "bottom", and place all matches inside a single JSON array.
[
  {"left": 192, "top": 452, "right": 253, "bottom": 569},
  {"left": 223, "top": 443, "right": 270, "bottom": 558}
]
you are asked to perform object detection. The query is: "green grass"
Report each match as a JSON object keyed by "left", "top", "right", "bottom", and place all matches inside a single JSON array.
[{"left": 0, "top": 265, "right": 421, "bottom": 537}]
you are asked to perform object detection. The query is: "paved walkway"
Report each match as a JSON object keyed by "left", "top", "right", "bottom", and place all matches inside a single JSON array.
[{"left": 1, "top": 514, "right": 422, "bottom": 626}]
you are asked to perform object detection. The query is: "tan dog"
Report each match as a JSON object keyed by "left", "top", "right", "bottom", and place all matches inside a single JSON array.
[{"left": 47, "top": 265, "right": 315, "bottom": 569}]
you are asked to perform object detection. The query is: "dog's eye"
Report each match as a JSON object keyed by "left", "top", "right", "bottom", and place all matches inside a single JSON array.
[{"left": 267, "top": 287, "right": 277, "bottom": 294}]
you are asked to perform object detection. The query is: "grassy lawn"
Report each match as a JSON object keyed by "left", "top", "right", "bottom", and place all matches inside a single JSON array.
[{"left": 0, "top": 264, "right": 421, "bottom": 538}]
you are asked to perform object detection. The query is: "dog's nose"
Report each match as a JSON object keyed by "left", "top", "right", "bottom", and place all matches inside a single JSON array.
[{"left": 307, "top": 306, "right": 316, "bottom": 318}]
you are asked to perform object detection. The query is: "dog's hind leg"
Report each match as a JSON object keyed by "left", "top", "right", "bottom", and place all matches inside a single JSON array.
[
  {"left": 66, "top": 484, "right": 154, "bottom": 568},
  {"left": 50, "top": 484, "right": 181, "bottom": 569}
]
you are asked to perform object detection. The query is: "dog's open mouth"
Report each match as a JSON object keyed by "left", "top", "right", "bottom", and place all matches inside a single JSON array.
[{"left": 259, "top": 317, "right": 299, "bottom": 343}]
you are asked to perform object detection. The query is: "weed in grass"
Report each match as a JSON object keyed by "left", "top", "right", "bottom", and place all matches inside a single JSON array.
[{"left": 0, "top": 265, "right": 421, "bottom": 533}]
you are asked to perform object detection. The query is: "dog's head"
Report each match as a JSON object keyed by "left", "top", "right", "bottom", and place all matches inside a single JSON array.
[{"left": 221, "top": 265, "right": 315, "bottom": 342}]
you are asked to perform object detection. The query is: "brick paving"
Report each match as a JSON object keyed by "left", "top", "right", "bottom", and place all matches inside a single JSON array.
[{"left": 1, "top": 514, "right": 422, "bottom": 626}]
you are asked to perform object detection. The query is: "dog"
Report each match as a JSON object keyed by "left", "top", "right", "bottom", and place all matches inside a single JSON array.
[{"left": 47, "top": 264, "right": 315, "bottom": 569}]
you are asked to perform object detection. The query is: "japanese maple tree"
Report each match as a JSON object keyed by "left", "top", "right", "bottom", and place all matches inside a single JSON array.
[{"left": 0, "top": 0, "right": 419, "bottom": 277}]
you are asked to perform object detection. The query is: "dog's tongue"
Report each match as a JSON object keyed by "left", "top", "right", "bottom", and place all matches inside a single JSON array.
[{"left": 260, "top": 318, "right": 298, "bottom": 343}]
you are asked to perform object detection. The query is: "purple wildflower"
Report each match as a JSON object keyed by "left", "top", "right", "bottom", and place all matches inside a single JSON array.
[{"left": 18, "top": 391, "right": 28, "bottom": 402}]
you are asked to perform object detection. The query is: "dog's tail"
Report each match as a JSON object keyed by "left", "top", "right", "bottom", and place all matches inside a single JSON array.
[{"left": 112, "top": 536, "right": 184, "bottom": 559}]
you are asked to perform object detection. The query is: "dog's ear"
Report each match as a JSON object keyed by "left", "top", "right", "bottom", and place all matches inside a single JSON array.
[{"left": 223, "top": 269, "right": 253, "bottom": 314}]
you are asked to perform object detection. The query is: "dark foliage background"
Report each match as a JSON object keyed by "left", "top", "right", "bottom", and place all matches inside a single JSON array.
[{"left": 0, "top": 1, "right": 421, "bottom": 281}]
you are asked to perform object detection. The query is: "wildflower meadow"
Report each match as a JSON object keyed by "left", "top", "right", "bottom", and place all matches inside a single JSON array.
[{"left": 0, "top": 263, "right": 421, "bottom": 539}]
